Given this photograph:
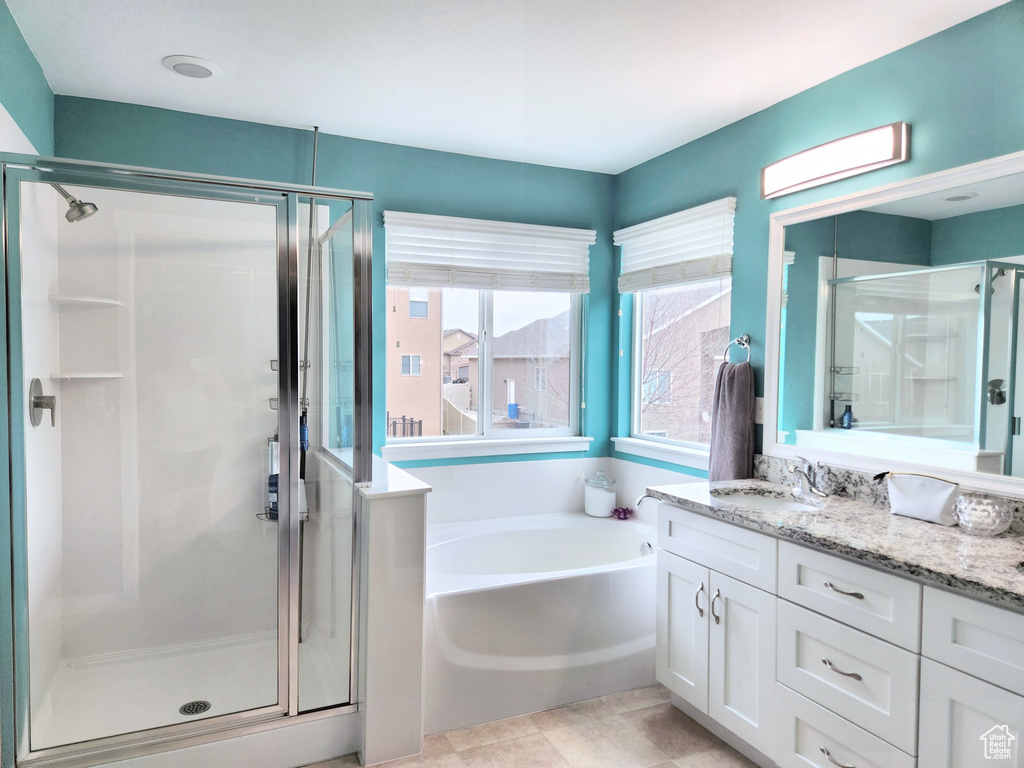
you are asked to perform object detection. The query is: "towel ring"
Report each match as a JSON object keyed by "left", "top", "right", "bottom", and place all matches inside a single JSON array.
[{"left": 723, "top": 334, "right": 751, "bottom": 364}]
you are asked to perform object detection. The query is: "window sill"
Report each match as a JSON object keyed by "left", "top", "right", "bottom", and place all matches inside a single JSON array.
[
  {"left": 382, "top": 435, "right": 593, "bottom": 462},
  {"left": 612, "top": 436, "right": 709, "bottom": 471}
]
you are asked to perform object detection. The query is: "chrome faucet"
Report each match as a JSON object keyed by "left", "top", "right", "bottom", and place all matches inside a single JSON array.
[
  {"left": 787, "top": 456, "right": 827, "bottom": 498},
  {"left": 636, "top": 494, "right": 657, "bottom": 508}
]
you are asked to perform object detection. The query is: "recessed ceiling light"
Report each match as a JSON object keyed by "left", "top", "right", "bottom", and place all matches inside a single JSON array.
[
  {"left": 162, "top": 55, "right": 219, "bottom": 79},
  {"left": 945, "top": 192, "right": 978, "bottom": 202}
]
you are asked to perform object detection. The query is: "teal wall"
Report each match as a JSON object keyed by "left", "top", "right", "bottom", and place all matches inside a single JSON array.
[
  {"left": 611, "top": 0, "right": 1024, "bottom": 467},
  {"left": 0, "top": 0, "right": 54, "bottom": 154},
  {"left": 53, "top": 97, "right": 616, "bottom": 462},
  {"left": 932, "top": 204, "right": 1024, "bottom": 265}
]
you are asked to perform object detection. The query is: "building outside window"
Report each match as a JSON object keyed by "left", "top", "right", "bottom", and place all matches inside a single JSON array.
[{"left": 643, "top": 369, "right": 671, "bottom": 405}]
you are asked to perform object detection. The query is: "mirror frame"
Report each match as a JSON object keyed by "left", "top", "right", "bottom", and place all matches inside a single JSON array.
[{"left": 764, "top": 148, "right": 1024, "bottom": 496}]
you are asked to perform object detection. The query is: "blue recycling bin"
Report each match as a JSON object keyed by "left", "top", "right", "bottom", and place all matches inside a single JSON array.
[{"left": 507, "top": 403, "right": 519, "bottom": 419}]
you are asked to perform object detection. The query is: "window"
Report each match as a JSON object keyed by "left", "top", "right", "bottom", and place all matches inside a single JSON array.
[
  {"left": 401, "top": 354, "right": 421, "bottom": 376},
  {"left": 634, "top": 282, "right": 731, "bottom": 444},
  {"left": 535, "top": 366, "right": 547, "bottom": 392},
  {"left": 643, "top": 369, "right": 671, "bottom": 404},
  {"left": 384, "top": 212, "right": 595, "bottom": 443},
  {"left": 386, "top": 286, "right": 580, "bottom": 437},
  {"left": 409, "top": 287, "right": 429, "bottom": 318},
  {"left": 615, "top": 198, "right": 736, "bottom": 451}
]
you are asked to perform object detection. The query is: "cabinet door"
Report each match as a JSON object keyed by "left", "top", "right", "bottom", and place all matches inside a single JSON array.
[
  {"left": 919, "top": 657, "right": 1024, "bottom": 768},
  {"left": 656, "top": 550, "right": 709, "bottom": 712},
  {"left": 708, "top": 571, "right": 777, "bottom": 758}
]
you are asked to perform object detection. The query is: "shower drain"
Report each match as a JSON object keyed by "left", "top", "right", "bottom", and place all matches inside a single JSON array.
[{"left": 179, "top": 700, "right": 211, "bottom": 716}]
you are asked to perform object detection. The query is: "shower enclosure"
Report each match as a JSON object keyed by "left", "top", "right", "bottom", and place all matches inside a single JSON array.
[
  {"left": 0, "top": 154, "right": 372, "bottom": 767},
  {"left": 824, "top": 260, "right": 1024, "bottom": 474}
]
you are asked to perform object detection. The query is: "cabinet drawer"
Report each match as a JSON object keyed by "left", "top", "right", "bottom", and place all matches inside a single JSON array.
[
  {"left": 657, "top": 504, "right": 777, "bottom": 592},
  {"left": 775, "top": 684, "right": 916, "bottom": 768},
  {"left": 778, "top": 541, "right": 921, "bottom": 651},
  {"left": 777, "top": 600, "right": 920, "bottom": 754},
  {"left": 922, "top": 586, "right": 1024, "bottom": 696}
]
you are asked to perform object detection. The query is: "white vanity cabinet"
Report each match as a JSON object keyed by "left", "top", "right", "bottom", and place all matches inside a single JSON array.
[
  {"left": 656, "top": 496, "right": 1024, "bottom": 768},
  {"left": 918, "top": 587, "right": 1024, "bottom": 768},
  {"left": 656, "top": 504, "right": 777, "bottom": 757}
]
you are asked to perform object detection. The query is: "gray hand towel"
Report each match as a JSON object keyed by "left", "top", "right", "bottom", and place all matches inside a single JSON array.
[{"left": 708, "top": 361, "right": 755, "bottom": 482}]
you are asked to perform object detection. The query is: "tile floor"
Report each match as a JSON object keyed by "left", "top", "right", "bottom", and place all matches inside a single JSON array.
[{"left": 302, "top": 685, "right": 757, "bottom": 768}]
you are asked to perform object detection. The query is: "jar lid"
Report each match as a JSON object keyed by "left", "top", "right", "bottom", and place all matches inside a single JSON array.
[{"left": 585, "top": 469, "right": 616, "bottom": 488}]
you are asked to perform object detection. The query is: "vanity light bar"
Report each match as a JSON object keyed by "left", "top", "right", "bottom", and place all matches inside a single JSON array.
[{"left": 761, "top": 122, "right": 910, "bottom": 199}]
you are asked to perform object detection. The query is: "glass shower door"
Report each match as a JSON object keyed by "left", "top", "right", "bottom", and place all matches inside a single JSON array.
[{"left": 12, "top": 177, "right": 287, "bottom": 751}]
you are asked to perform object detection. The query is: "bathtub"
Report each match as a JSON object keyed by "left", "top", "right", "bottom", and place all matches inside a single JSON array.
[{"left": 423, "top": 513, "right": 657, "bottom": 734}]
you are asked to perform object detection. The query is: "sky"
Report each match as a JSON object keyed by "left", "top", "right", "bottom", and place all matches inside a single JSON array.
[{"left": 442, "top": 288, "right": 570, "bottom": 335}]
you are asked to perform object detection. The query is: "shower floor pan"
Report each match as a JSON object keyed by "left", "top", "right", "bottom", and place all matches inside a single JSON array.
[{"left": 30, "top": 630, "right": 345, "bottom": 751}]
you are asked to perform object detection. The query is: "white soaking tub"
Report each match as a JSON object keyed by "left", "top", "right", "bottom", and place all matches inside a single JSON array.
[{"left": 423, "top": 513, "right": 656, "bottom": 734}]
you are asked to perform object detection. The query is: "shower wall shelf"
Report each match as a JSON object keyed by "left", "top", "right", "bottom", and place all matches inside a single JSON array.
[
  {"left": 50, "top": 372, "right": 124, "bottom": 380},
  {"left": 49, "top": 295, "right": 123, "bottom": 307}
]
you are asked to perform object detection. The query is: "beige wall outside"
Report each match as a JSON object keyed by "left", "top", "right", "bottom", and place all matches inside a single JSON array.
[{"left": 385, "top": 286, "right": 443, "bottom": 436}]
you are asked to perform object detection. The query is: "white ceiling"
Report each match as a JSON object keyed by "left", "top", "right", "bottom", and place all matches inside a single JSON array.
[
  {"left": 868, "top": 173, "right": 1024, "bottom": 220},
  {"left": 7, "top": 0, "right": 1009, "bottom": 174}
]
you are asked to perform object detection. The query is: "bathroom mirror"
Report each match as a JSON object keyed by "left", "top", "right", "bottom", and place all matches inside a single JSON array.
[{"left": 764, "top": 150, "right": 1024, "bottom": 491}]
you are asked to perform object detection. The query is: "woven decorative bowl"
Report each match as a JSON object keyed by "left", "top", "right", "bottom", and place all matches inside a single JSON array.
[{"left": 953, "top": 492, "right": 1014, "bottom": 537}]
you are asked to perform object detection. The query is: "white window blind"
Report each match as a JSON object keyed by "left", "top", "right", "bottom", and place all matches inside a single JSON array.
[
  {"left": 385, "top": 211, "right": 596, "bottom": 294},
  {"left": 614, "top": 197, "right": 736, "bottom": 292}
]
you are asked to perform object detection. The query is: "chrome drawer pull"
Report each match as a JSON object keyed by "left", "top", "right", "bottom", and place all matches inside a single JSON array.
[
  {"left": 823, "top": 581, "right": 864, "bottom": 600},
  {"left": 695, "top": 581, "right": 705, "bottom": 618},
  {"left": 820, "top": 746, "right": 856, "bottom": 768},
  {"left": 821, "top": 658, "right": 863, "bottom": 681},
  {"left": 711, "top": 588, "right": 721, "bottom": 625}
]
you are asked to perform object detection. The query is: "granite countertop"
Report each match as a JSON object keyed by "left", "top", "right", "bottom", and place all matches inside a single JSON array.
[{"left": 648, "top": 478, "right": 1024, "bottom": 613}]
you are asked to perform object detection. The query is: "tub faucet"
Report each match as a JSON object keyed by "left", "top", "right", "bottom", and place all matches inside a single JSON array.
[
  {"left": 636, "top": 494, "right": 657, "bottom": 508},
  {"left": 787, "top": 456, "right": 827, "bottom": 498}
]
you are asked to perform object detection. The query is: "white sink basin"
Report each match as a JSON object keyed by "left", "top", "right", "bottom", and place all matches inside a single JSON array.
[{"left": 710, "top": 488, "right": 823, "bottom": 514}]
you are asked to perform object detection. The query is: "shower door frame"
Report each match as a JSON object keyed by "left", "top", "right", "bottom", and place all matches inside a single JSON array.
[{"left": 0, "top": 153, "right": 373, "bottom": 768}]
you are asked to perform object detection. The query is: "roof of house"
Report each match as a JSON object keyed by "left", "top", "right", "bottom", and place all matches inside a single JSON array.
[{"left": 463, "top": 310, "right": 570, "bottom": 359}]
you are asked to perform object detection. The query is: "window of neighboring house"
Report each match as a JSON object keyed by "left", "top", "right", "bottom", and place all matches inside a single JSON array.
[
  {"left": 643, "top": 369, "right": 671, "bottom": 404},
  {"left": 401, "top": 354, "right": 421, "bottom": 376},
  {"left": 615, "top": 198, "right": 736, "bottom": 452},
  {"left": 384, "top": 211, "right": 594, "bottom": 443},
  {"left": 409, "top": 287, "right": 429, "bottom": 318}
]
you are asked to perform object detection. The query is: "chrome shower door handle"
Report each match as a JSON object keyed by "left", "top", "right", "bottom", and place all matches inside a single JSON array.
[
  {"left": 819, "top": 747, "right": 856, "bottom": 767},
  {"left": 710, "top": 588, "right": 721, "bottom": 625},
  {"left": 29, "top": 378, "right": 56, "bottom": 427},
  {"left": 695, "top": 581, "right": 705, "bottom": 618}
]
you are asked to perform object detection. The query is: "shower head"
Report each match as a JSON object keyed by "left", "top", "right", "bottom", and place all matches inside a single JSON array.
[{"left": 50, "top": 183, "right": 98, "bottom": 223}]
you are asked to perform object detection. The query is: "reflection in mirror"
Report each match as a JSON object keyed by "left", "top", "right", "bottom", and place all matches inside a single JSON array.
[{"left": 777, "top": 172, "right": 1024, "bottom": 476}]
